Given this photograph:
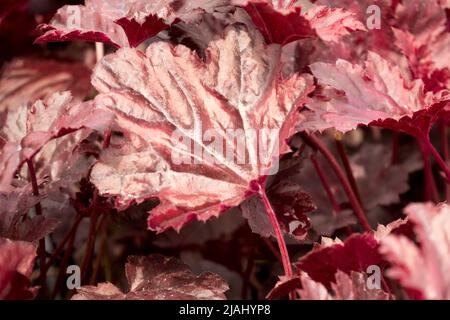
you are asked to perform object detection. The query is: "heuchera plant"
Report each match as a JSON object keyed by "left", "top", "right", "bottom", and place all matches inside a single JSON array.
[{"left": 0, "top": 0, "right": 449, "bottom": 300}]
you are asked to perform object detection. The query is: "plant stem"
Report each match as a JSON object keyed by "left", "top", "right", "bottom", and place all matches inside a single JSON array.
[
  {"left": 310, "top": 155, "right": 341, "bottom": 214},
  {"left": 241, "top": 249, "right": 255, "bottom": 300},
  {"left": 300, "top": 133, "right": 372, "bottom": 232},
  {"left": 26, "top": 159, "right": 47, "bottom": 292},
  {"left": 263, "top": 238, "right": 282, "bottom": 263},
  {"left": 51, "top": 227, "right": 77, "bottom": 300},
  {"left": 44, "top": 215, "right": 82, "bottom": 272},
  {"left": 419, "top": 143, "right": 439, "bottom": 202},
  {"left": 81, "top": 192, "right": 99, "bottom": 283},
  {"left": 256, "top": 182, "right": 296, "bottom": 300},
  {"left": 391, "top": 132, "right": 400, "bottom": 165},
  {"left": 335, "top": 139, "right": 362, "bottom": 204},
  {"left": 439, "top": 123, "right": 450, "bottom": 200},
  {"left": 102, "top": 130, "right": 112, "bottom": 149},
  {"left": 95, "top": 42, "right": 104, "bottom": 62},
  {"left": 90, "top": 214, "right": 109, "bottom": 285},
  {"left": 256, "top": 182, "right": 293, "bottom": 278},
  {"left": 423, "top": 138, "right": 450, "bottom": 183}
]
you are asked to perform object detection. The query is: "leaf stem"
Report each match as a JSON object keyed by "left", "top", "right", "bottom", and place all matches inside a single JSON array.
[
  {"left": 241, "top": 249, "right": 255, "bottom": 300},
  {"left": 44, "top": 215, "right": 82, "bottom": 272},
  {"left": 335, "top": 139, "right": 363, "bottom": 204},
  {"left": 419, "top": 143, "right": 439, "bottom": 202},
  {"left": 80, "top": 191, "right": 99, "bottom": 283},
  {"left": 256, "top": 182, "right": 293, "bottom": 278},
  {"left": 263, "top": 238, "right": 282, "bottom": 263},
  {"left": 95, "top": 42, "right": 104, "bottom": 63},
  {"left": 310, "top": 154, "right": 341, "bottom": 214},
  {"left": 391, "top": 132, "right": 400, "bottom": 165},
  {"left": 90, "top": 214, "right": 109, "bottom": 285},
  {"left": 26, "top": 159, "right": 47, "bottom": 293},
  {"left": 256, "top": 182, "right": 295, "bottom": 299},
  {"left": 422, "top": 138, "right": 450, "bottom": 183},
  {"left": 300, "top": 133, "right": 372, "bottom": 232},
  {"left": 51, "top": 226, "right": 77, "bottom": 299},
  {"left": 439, "top": 123, "right": 450, "bottom": 200}
]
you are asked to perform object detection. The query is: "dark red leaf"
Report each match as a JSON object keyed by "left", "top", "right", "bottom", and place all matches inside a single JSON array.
[
  {"left": 296, "top": 233, "right": 384, "bottom": 287},
  {"left": 115, "top": 15, "right": 169, "bottom": 48},
  {"left": 241, "top": 1, "right": 315, "bottom": 45}
]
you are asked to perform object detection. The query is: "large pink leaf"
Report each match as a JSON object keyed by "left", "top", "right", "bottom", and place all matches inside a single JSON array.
[
  {"left": 90, "top": 24, "right": 314, "bottom": 233},
  {"left": 0, "top": 237, "right": 37, "bottom": 300},
  {"left": 0, "top": 57, "right": 92, "bottom": 112},
  {"left": 297, "top": 51, "right": 446, "bottom": 134},
  {"left": 72, "top": 254, "right": 229, "bottom": 300},
  {"left": 380, "top": 202, "right": 450, "bottom": 299}
]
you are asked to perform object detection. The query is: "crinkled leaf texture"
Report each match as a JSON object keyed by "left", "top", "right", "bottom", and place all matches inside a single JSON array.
[
  {"left": 0, "top": 237, "right": 37, "bottom": 300},
  {"left": 72, "top": 254, "right": 229, "bottom": 300},
  {"left": 90, "top": 24, "right": 314, "bottom": 233},
  {"left": 380, "top": 202, "right": 450, "bottom": 299},
  {"left": 36, "top": 0, "right": 160, "bottom": 47},
  {"left": 395, "top": 0, "right": 450, "bottom": 73},
  {"left": 297, "top": 51, "right": 448, "bottom": 135},
  {"left": 0, "top": 58, "right": 92, "bottom": 112},
  {"left": 0, "top": 91, "right": 114, "bottom": 191},
  {"left": 303, "top": 5, "right": 367, "bottom": 43},
  {"left": 36, "top": 0, "right": 246, "bottom": 48},
  {"left": 239, "top": 1, "right": 365, "bottom": 45}
]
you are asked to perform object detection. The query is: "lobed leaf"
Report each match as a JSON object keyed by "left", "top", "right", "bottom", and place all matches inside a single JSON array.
[{"left": 90, "top": 24, "right": 314, "bottom": 233}]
